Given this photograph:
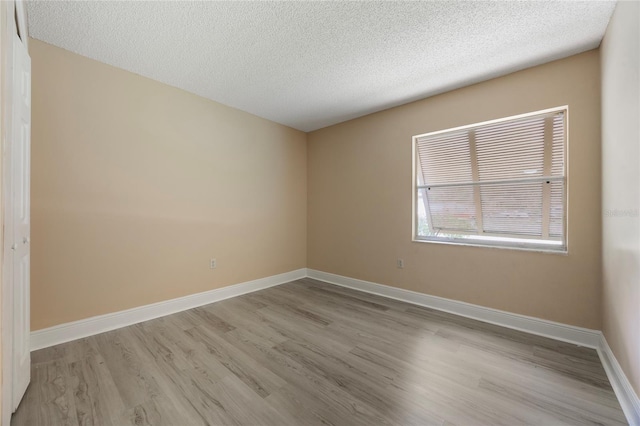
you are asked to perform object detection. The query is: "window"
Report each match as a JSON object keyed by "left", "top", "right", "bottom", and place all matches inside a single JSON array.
[{"left": 413, "top": 107, "right": 567, "bottom": 252}]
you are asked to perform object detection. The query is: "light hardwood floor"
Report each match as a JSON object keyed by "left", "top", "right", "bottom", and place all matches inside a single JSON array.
[{"left": 13, "top": 278, "right": 627, "bottom": 426}]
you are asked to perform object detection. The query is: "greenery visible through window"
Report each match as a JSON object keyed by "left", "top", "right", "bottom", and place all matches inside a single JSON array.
[{"left": 413, "top": 107, "right": 567, "bottom": 252}]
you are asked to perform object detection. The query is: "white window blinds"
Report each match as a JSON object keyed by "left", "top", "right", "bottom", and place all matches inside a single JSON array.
[{"left": 414, "top": 108, "right": 566, "bottom": 251}]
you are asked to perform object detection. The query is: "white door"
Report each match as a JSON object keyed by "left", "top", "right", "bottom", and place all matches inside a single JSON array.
[{"left": 11, "top": 30, "right": 31, "bottom": 410}]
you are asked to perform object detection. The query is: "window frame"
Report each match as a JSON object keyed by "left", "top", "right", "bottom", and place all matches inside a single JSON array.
[{"left": 411, "top": 106, "right": 569, "bottom": 254}]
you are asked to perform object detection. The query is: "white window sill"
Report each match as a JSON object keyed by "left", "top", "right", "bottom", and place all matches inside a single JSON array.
[{"left": 412, "top": 237, "right": 568, "bottom": 255}]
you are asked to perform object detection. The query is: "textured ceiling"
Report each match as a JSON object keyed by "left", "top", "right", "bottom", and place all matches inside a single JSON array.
[{"left": 27, "top": 1, "right": 616, "bottom": 132}]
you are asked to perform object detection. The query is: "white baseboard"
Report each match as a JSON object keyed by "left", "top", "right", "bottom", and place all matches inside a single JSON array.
[
  {"left": 30, "top": 268, "right": 307, "bottom": 351},
  {"left": 30, "top": 266, "right": 639, "bottom": 425},
  {"left": 307, "top": 269, "right": 640, "bottom": 424},
  {"left": 306, "top": 269, "right": 601, "bottom": 348},
  {"left": 598, "top": 335, "right": 640, "bottom": 425}
]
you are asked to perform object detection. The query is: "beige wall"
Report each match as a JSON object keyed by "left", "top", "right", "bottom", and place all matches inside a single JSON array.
[
  {"left": 601, "top": 0, "right": 640, "bottom": 396},
  {"left": 308, "top": 50, "right": 602, "bottom": 329},
  {"left": 30, "top": 39, "right": 307, "bottom": 330},
  {"left": 18, "top": 3, "right": 640, "bottom": 409}
]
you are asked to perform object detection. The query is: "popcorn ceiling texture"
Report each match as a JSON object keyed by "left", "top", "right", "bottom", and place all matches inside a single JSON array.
[{"left": 27, "top": 1, "right": 615, "bottom": 132}]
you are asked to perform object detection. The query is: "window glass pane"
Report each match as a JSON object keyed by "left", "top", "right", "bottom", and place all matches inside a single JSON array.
[
  {"left": 416, "top": 189, "right": 429, "bottom": 237},
  {"left": 426, "top": 185, "right": 477, "bottom": 232}
]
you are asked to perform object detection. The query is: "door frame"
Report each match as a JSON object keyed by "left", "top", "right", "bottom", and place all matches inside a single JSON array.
[{"left": 1, "top": 1, "right": 28, "bottom": 424}]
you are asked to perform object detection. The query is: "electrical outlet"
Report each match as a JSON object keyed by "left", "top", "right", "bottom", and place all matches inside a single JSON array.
[
  {"left": 210, "top": 258, "right": 217, "bottom": 269},
  {"left": 397, "top": 259, "right": 404, "bottom": 269}
]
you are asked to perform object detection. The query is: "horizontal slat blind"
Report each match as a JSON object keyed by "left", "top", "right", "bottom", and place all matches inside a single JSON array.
[
  {"left": 551, "top": 113, "right": 564, "bottom": 176},
  {"left": 416, "top": 130, "right": 472, "bottom": 185},
  {"left": 479, "top": 181, "right": 543, "bottom": 236},
  {"left": 549, "top": 180, "right": 564, "bottom": 237},
  {"left": 475, "top": 117, "right": 546, "bottom": 181},
  {"left": 415, "top": 109, "right": 566, "bottom": 246},
  {"left": 548, "top": 113, "right": 565, "bottom": 239}
]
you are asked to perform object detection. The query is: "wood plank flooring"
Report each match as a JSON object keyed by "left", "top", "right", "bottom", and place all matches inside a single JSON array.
[{"left": 13, "top": 278, "right": 627, "bottom": 425}]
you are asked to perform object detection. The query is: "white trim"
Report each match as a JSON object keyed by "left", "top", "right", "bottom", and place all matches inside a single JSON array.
[
  {"left": 306, "top": 269, "right": 601, "bottom": 348},
  {"left": 28, "top": 267, "right": 639, "bottom": 424},
  {"left": 307, "top": 269, "right": 640, "bottom": 423},
  {"left": 307, "top": 269, "right": 640, "bottom": 426},
  {"left": 597, "top": 335, "right": 640, "bottom": 425},
  {"left": 30, "top": 269, "right": 307, "bottom": 351}
]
